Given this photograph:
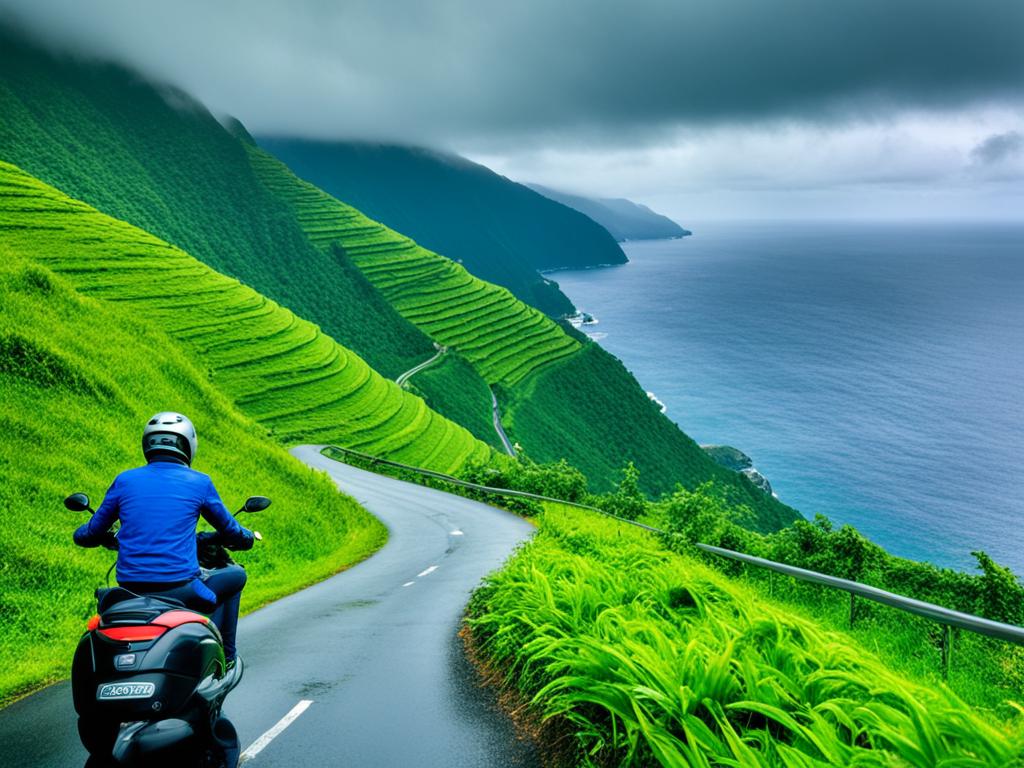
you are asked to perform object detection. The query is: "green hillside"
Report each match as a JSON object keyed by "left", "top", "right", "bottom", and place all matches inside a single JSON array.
[
  {"left": 0, "top": 251, "right": 388, "bottom": 703},
  {"left": 0, "top": 28, "right": 431, "bottom": 378},
  {"left": 247, "top": 146, "right": 580, "bottom": 387},
  {"left": 499, "top": 343, "right": 796, "bottom": 530},
  {"left": 0, "top": 28, "right": 795, "bottom": 529},
  {"left": 468, "top": 504, "right": 1024, "bottom": 765},
  {"left": 247, "top": 144, "right": 795, "bottom": 526},
  {"left": 257, "top": 138, "right": 628, "bottom": 316},
  {"left": 0, "top": 161, "right": 494, "bottom": 472},
  {"left": 406, "top": 354, "right": 504, "bottom": 451}
]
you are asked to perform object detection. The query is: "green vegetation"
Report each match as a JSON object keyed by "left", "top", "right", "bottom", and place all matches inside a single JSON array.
[
  {"left": 0, "top": 29, "right": 798, "bottom": 528},
  {"left": 247, "top": 145, "right": 794, "bottom": 527},
  {"left": 407, "top": 354, "right": 504, "bottom": 450},
  {"left": 324, "top": 445, "right": 1023, "bottom": 718},
  {"left": 0, "top": 30, "right": 432, "bottom": 377},
  {"left": 0, "top": 253, "right": 388, "bottom": 704},
  {"left": 0, "top": 160, "right": 494, "bottom": 472},
  {"left": 247, "top": 145, "right": 580, "bottom": 387},
  {"left": 258, "top": 139, "right": 628, "bottom": 316},
  {"left": 502, "top": 344, "right": 799, "bottom": 531},
  {"left": 652, "top": 484, "right": 1024, "bottom": 713},
  {"left": 467, "top": 504, "right": 1024, "bottom": 766}
]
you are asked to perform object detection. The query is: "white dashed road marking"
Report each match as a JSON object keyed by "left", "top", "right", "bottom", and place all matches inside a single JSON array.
[
  {"left": 239, "top": 699, "right": 313, "bottom": 763},
  {"left": 416, "top": 565, "right": 439, "bottom": 578}
]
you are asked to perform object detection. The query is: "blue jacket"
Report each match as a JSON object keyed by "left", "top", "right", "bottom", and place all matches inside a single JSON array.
[{"left": 74, "top": 459, "right": 254, "bottom": 583}]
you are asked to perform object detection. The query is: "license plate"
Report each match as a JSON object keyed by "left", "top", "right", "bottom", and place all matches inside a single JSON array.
[{"left": 97, "top": 682, "right": 155, "bottom": 700}]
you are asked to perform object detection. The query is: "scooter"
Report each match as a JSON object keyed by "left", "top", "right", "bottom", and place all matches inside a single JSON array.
[{"left": 66, "top": 492, "right": 269, "bottom": 767}]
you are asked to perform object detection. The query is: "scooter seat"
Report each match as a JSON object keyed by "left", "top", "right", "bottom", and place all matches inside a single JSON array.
[{"left": 97, "top": 588, "right": 186, "bottom": 626}]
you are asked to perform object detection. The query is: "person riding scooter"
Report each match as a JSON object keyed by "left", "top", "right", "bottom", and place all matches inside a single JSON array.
[{"left": 73, "top": 412, "right": 255, "bottom": 666}]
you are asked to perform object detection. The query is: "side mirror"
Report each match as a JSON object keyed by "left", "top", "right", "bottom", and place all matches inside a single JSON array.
[
  {"left": 243, "top": 496, "right": 272, "bottom": 513},
  {"left": 64, "top": 493, "right": 91, "bottom": 512}
]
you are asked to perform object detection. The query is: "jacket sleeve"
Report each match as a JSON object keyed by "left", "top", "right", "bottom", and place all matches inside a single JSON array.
[
  {"left": 200, "top": 478, "right": 255, "bottom": 551},
  {"left": 73, "top": 477, "right": 122, "bottom": 547}
]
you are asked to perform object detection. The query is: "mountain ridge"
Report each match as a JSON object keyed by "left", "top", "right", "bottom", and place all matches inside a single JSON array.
[
  {"left": 257, "top": 138, "right": 629, "bottom": 315},
  {"left": 529, "top": 183, "right": 691, "bottom": 242}
]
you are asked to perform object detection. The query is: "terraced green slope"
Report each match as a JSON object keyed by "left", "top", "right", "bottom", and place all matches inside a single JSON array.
[
  {"left": 258, "top": 139, "right": 628, "bottom": 316},
  {"left": 250, "top": 147, "right": 797, "bottom": 526},
  {"left": 0, "top": 252, "right": 388, "bottom": 703},
  {"left": 247, "top": 147, "right": 581, "bottom": 388},
  {"left": 0, "top": 161, "right": 494, "bottom": 473},
  {"left": 0, "top": 29, "right": 432, "bottom": 377}
]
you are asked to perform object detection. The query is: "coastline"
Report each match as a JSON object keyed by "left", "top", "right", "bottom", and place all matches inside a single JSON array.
[
  {"left": 549, "top": 225, "right": 1024, "bottom": 575},
  {"left": 540, "top": 233, "right": 691, "bottom": 274}
]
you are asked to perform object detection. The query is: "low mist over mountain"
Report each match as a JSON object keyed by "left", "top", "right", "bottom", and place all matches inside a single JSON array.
[{"left": 528, "top": 184, "right": 691, "bottom": 241}]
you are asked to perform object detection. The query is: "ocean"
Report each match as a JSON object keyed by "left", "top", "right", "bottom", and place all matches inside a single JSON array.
[{"left": 551, "top": 221, "right": 1024, "bottom": 575}]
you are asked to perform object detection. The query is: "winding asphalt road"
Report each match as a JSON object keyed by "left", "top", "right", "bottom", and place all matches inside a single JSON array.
[
  {"left": 395, "top": 345, "right": 446, "bottom": 387},
  {"left": 489, "top": 390, "right": 517, "bottom": 457},
  {"left": 0, "top": 445, "right": 539, "bottom": 767}
]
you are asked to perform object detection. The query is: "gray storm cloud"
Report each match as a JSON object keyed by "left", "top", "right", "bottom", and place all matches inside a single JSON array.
[
  {"left": 1, "top": 0, "right": 1022, "bottom": 147},
  {"left": 972, "top": 131, "right": 1024, "bottom": 165},
  {"left": 3, "top": 0, "right": 1022, "bottom": 219}
]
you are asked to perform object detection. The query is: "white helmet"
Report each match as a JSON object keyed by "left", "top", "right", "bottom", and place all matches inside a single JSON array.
[{"left": 142, "top": 412, "right": 198, "bottom": 465}]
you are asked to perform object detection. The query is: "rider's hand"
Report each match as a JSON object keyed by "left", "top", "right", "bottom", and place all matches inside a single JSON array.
[{"left": 101, "top": 531, "right": 119, "bottom": 551}]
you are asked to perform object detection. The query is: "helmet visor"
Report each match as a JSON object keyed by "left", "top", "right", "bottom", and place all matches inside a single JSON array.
[{"left": 143, "top": 432, "right": 191, "bottom": 461}]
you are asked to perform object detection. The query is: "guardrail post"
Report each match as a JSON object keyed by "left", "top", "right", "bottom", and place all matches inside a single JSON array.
[
  {"left": 941, "top": 624, "right": 952, "bottom": 679},
  {"left": 849, "top": 592, "right": 857, "bottom": 627}
]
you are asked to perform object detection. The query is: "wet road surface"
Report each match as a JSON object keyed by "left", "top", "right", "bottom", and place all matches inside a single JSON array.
[{"left": 0, "top": 445, "right": 539, "bottom": 767}]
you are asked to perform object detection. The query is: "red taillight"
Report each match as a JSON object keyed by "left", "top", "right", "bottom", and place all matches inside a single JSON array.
[
  {"left": 98, "top": 625, "right": 168, "bottom": 642},
  {"left": 154, "top": 610, "right": 209, "bottom": 629},
  {"left": 86, "top": 615, "right": 100, "bottom": 631}
]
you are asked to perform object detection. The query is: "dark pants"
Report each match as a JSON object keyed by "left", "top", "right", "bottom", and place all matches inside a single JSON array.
[{"left": 121, "top": 565, "right": 247, "bottom": 661}]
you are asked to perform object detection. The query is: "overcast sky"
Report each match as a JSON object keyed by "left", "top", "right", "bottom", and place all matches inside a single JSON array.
[{"left": 3, "top": 0, "right": 1023, "bottom": 220}]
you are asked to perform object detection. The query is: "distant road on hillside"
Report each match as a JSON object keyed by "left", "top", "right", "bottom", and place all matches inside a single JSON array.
[
  {"left": 0, "top": 448, "right": 538, "bottom": 767},
  {"left": 490, "top": 389, "right": 517, "bottom": 457},
  {"left": 396, "top": 344, "right": 447, "bottom": 387}
]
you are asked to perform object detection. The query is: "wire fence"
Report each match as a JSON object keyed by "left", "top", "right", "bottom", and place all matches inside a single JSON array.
[{"left": 321, "top": 443, "right": 1024, "bottom": 676}]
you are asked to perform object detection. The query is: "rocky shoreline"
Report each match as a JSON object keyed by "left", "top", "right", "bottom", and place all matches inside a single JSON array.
[{"left": 701, "top": 444, "right": 776, "bottom": 497}]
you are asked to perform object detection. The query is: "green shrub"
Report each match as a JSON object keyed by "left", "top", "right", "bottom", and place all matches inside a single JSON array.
[{"left": 974, "top": 550, "right": 1024, "bottom": 626}]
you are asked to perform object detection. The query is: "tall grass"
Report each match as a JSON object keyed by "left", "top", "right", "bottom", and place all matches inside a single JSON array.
[{"left": 468, "top": 506, "right": 1024, "bottom": 766}]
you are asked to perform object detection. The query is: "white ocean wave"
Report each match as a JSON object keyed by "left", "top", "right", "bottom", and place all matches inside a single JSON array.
[{"left": 646, "top": 391, "right": 667, "bottom": 414}]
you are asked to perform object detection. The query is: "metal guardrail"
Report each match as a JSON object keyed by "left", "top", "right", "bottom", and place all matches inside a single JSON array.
[{"left": 322, "top": 444, "right": 1024, "bottom": 676}]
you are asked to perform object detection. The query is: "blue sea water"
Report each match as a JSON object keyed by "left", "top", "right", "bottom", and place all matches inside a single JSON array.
[{"left": 552, "top": 222, "right": 1024, "bottom": 575}]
